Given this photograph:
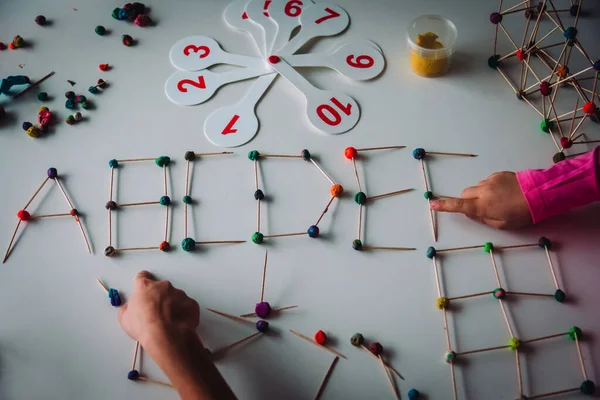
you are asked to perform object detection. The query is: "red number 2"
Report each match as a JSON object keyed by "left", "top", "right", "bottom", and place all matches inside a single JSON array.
[
  {"left": 177, "top": 76, "right": 206, "bottom": 93},
  {"left": 346, "top": 54, "right": 374, "bottom": 69},
  {"left": 222, "top": 115, "right": 240, "bottom": 135},
  {"left": 183, "top": 45, "right": 210, "bottom": 58},
  {"left": 316, "top": 97, "right": 352, "bottom": 126},
  {"left": 315, "top": 7, "right": 340, "bottom": 24}
]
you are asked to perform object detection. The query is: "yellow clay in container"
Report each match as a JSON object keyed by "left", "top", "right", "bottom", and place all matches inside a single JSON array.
[{"left": 407, "top": 16, "right": 457, "bottom": 77}]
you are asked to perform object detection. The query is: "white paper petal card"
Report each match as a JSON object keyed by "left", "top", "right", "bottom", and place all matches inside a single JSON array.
[{"left": 165, "top": 1, "right": 384, "bottom": 146}]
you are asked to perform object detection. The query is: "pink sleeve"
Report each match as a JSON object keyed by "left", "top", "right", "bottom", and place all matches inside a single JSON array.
[{"left": 516, "top": 147, "right": 600, "bottom": 223}]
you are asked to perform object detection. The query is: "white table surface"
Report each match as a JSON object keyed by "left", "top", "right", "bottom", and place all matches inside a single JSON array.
[{"left": 1, "top": 1, "right": 599, "bottom": 399}]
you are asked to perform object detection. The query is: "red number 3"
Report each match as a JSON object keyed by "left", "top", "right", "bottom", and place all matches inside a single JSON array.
[
  {"left": 183, "top": 45, "right": 210, "bottom": 58},
  {"left": 316, "top": 97, "right": 352, "bottom": 126},
  {"left": 346, "top": 54, "right": 374, "bottom": 69},
  {"left": 177, "top": 76, "right": 207, "bottom": 93}
]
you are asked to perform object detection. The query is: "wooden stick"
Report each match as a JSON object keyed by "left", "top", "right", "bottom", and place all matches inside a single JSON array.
[
  {"left": 574, "top": 335, "right": 588, "bottom": 380},
  {"left": 489, "top": 250, "right": 502, "bottom": 287},
  {"left": 501, "top": 0, "right": 530, "bottom": 14},
  {"left": 206, "top": 308, "right": 255, "bottom": 326},
  {"left": 164, "top": 205, "right": 169, "bottom": 243},
  {"left": 498, "top": 298, "right": 515, "bottom": 338},
  {"left": 257, "top": 199, "right": 261, "bottom": 233},
  {"left": 448, "top": 291, "right": 493, "bottom": 301},
  {"left": 359, "top": 345, "right": 404, "bottom": 380},
  {"left": 314, "top": 357, "right": 339, "bottom": 400},
  {"left": 23, "top": 177, "right": 49, "bottom": 210},
  {"left": 3, "top": 220, "right": 22, "bottom": 263},
  {"left": 310, "top": 159, "right": 335, "bottom": 185},
  {"left": 184, "top": 160, "right": 190, "bottom": 238},
  {"left": 117, "top": 247, "right": 160, "bottom": 251},
  {"left": 289, "top": 330, "right": 347, "bottom": 359},
  {"left": 55, "top": 178, "right": 75, "bottom": 209},
  {"left": 263, "top": 232, "right": 307, "bottom": 239},
  {"left": 450, "top": 361, "right": 458, "bottom": 400},
  {"left": 420, "top": 159, "right": 437, "bottom": 242},
  {"left": 442, "top": 309, "right": 451, "bottom": 352},
  {"left": 573, "top": 139, "right": 600, "bottom": 145},
  {"left": 260, "top": 251, "right": 268, "bottom": 303},
  {"left": 315, "top": 196, "right": 335, "bottom": 226},
  {"left": 108, "top": 210, "right": 112, "bottom": 247},
  {"left": 358, "top": 205, "right": 363, "bottom": 241},
  {"left": 506, "top": 291, "right": 554, "bottom": 298},
  {"left": 522, "top": 332, "right": 568, "bottom": 344},
  {"left": 497, "top": 66, "right": 518, "bottom": 94},
  {"left": 194, "top": 152, "right": 234, "bottom": 157},
  {"left": 13, "top": 71, "right": 55, "bottom": 99},
  {"left": 497, "top": 243, "right": 538, "bottom": 250},
  {"left": 544, "top": 247, "right": 560, "bottom": 290},
  {"left": 110, "top": 167, "right": 115, "bottom": 201},
  {"left": 30, "top": 213, "right": 72, "bottom": 219},
  {"left": 240, "top": 305, "right": 298, "bottom": 318},
  {"left": 163, "top": 165, "right": 167, "bottom": 196},
  {"left": 95, "top": 277, "right": 109, "bottom": 294},
  {"left": 378, "top": 354, "right": 400, "bottom": 400},
  {"left": 214, "top": 332, "right": 262, "bottom": 354},
  {"left": 260, "top": 154, "right": 303, "bottom": 158},
  {"left": 528, "top": 388, "right": 579, "bottom": 399},
  {"left": 456, "top": 344, "right": 510, "bottom": 356},
  {"left": 368, "top": 188, "right": 414, "bottom": 201},
  {"left": 137, "top": 376, "right": 175, "bottom": 389},
  {"left": 254, "top": 160, "right": 259, "bottom": 190},
  {"left": 195, "top": 240, "right": 246, "bottom": 245},
  {"left": 352, "top": 158, "right": 362, "bottom": 192},
  {"left": 436, "top": 244, "right": 483, "bottom": 253},
  {"left": 132, "top": 341, "right": 140, "bottom": 370},
  {"left": 427, "top": 151, "right": 478, "bottom": 157},
  {"left": 432, "top": 257, "right": 442, "bottom": 299},
  {"left": 515, "top": 349, "right": 523, "bottom": 398},
  {"left": 119, "top": 201, "right": 160, "bottom": 207},
  {"left": 362, "top": 246, "right": 416, "bottom": 251},
  {"left": 355, "top": 146, "right": 406, "bottom": 152},
  {"left": 116, "top": 158, "right": 156, "bottom": 162}
]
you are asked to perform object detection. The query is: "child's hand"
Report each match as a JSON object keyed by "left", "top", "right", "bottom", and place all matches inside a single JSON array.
[{"left": 429, "top": 172, "right": 533, "bottom": 229}]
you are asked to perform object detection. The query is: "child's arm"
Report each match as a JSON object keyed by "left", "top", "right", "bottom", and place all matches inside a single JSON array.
[{"left": 429, "top": 147, "right": 600, "bottom": 229}]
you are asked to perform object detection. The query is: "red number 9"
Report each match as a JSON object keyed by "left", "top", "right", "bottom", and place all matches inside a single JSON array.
[
  {"left": 346, "top": 54, "right": 374, "bottom": 69},
  {"left": 285, "top": 0, "right": 303, "bottom": 17},
  {"left": 183, "top": 45, "right": 210, "bottom": 58}
]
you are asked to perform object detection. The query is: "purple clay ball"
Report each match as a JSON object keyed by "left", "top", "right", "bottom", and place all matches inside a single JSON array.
[{"left": 255, "top": 302, "right": 271, "bottom": 319}]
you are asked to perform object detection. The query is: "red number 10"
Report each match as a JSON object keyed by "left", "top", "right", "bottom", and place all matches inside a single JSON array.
[{"left": 316, "top": 97, "right": 352, "bottom": 126}]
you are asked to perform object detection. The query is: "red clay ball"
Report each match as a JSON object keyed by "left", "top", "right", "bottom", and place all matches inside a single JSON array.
[
  {"left": 268, "top": 55, "right": 280, "bottom": 64},
  {"left": 17, "top": 210, "right": 31, "bottom": 221},
  {"left": 0, "top": 42, "right": 5, "bottom": 50},
  {"left": 344, "top": 147, "right": 358, "bottom": 159},
  {"left": 583, "top": 101, "right": 596, "bottom": 115},
  {"left": 516, "top": 49, "right": 524, "bottom": 61},
  {"left": 314, "top": 330, "right": 327, "bottom": 345},
  {"left": 99, "top": 63, "right": 110, "bottom": 71},
  {"left": 159, "top": 241, "right": 171, "bottom": 252},
  {"left": 560, "top": 137, "right": 572, "bottom": 149}
]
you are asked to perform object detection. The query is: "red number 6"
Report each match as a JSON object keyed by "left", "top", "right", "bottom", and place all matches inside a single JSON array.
[
  {"left": 177, "top": 76, "right": 207, "bottom": 93},
  {"left": 316, "top": 97, "right": 352, "bottom": 126},
  {"left": 285, "top": 0, "right": 303, "bottom": 17},
  {"left": 183, "top": 45, "right": 210, "bottom": 58},
  {"left": 346, "top": 54, "right": 374, "bottom": 69}
]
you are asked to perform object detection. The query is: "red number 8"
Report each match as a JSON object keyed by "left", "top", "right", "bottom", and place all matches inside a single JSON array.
[
  {"left": 183, "top": 45, "right": 210, "bottom": 58},
  {"left": 285, "top": 0, "right": 303, "bottom": 17},
  {"left": 346, "top": 54, "right": 374, "bottom": 69}
]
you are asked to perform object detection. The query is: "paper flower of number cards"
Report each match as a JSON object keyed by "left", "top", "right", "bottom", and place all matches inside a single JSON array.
[{"left": 165, "top": 0, "right": 386, "bottom": 147}]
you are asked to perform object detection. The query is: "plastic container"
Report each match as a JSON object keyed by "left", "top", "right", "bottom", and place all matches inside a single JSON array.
[{"left": 407, "top": 15, "right": 457, "bottom": 77}]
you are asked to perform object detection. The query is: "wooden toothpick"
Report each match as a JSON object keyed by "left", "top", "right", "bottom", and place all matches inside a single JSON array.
[
  {"left": 362, "top": 246, "right": 416, "bottom": 251},
  {"left": 195, "top": 240, "right": 246, "bottom": 245},
  {"left": 309, "top": 159, "right": 335, "bottom": 185},
  {"left": 368, "top": 188, "right": 414, "bottom": 201},
  {"left": 355, "top": 145, "right": 406, "bottom": 152},
  {"left": 213, "top": 332, "right": 262, "bottom": 355},
  {"left": 314, "top": 356, "right": 339, "bottom": 400},
  {"left": 260, "top": 251, "right": 268, "bottom": 303},
  {"left": 95, "top": 277, "right": 109, "bottom": 294},
  {"left": 240, "top": 305, "right": 298, "bottom": 318},
  {"left": 289, "top": 330, "right": 347, "bottom": 359},
  {"left": 263, "top": 232, "right": 307, "bottom": 239},
  {"left": 132, "top": 341, "right": 140, "bottom": 370},
  {"left": 119, "top": 201, "right": 161, "bottom": 207},
  {"left": 427, "top": 151, "right": 478, "bottom": 157},
  {"left": 259, "top": 154, "right": 303, "bottom": 159},
  {"left": 206, "top": 308, "right": 256, "bottom": 326},
  {"left": 13, "top": 71, "right": 55, "bottom": 99},
  {"left": 23, "top": 177, "right": 50, "bottom": 210},
  {"left": 115, "top": 158, "right": 157, "bottom": 163},
  {"left": 378, "top": 354, "right": 400, "bottom": 400},
  {"left": 3, "top": 220, "right": 22, "bottom": 263},
  {"left": 137, "top": 376, "right": 175, "bottom": 389},
  {"left": 420, "top": 159, "right": 437, "bottom": 242},
  {"left": 359, "top": 345, "right": 404, "bottom": 380}
]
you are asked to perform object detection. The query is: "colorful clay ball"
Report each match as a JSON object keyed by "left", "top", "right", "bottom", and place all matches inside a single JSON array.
[
  {"left": 47, "top": 167, "right": 58, "bottom": 179},
  {"left": 122, "top": 34, "right": 134, "bottom": 46},
  {"left": 127, "top": 370, "right": 140, "bottom": 380},
  {"left": 109, "top": 159, "right": 119, "bottom": 168},
  {"left": 17, "top": 210, "right": 31, "bottom": 221},
  {"left": 65, "top": 115, "right": 75, "bottom": 125},
  {"left": 580, "top": 380, "right": 595, "bottom": 395},
  {"left": 105, "top": 201, "right": 117, "bottom": 210},
  {"left": 307, "top": 225, "right": 319, "bottom": 238},
  {"left": 539, "top": 81, "right": 552, "bottom": 96},
  {"left": 65, "top": 91, "right": 75, "bottom": 99},
  {"left": 184, "top": 151, "right": 196, "bottom": 161},
  {"left": 344, "top": 147, "right": 357, "bottom": 160},
  {"left": 426, "top": 246, "right": 436, "bottom": 259},
  {"left": 181, "top": 237, "right": 195, "bottom": 252},
  {"left": 37, "top": 92, "right": 48, "bottom": 101},
  {"left": 255, "top": 302, "right": 271, "bottom": 319},
  {"left": 553, "top": 152, "right": 566, "bottom": 164},
  {"left": 493, "top": 288, "right": 506, "bottom": 300},
  {"left": 12, "top": 35, "right": 25, "bottom": 48},
  {"left": 81, "top": 101, "right": 91, "bottom": 110},
  {"left": 22, "top": 121, "right": 32, "bottom": 131},
  {"left": 509, "top": 337, "right": 521, "bottom": 350},
  {"left": 104, "top": 246, "right": 116, "bottom": 257},
  {"left": 354, "top": 191, "right": 367, "bottom": 205},
  {"left": 488, "top": 55, "right": 501, "bottom": 69},
  {"left": 35, "top": 15, "right": 46, "bottom": 25},
  {"left": 108, "top": 288, "right": 121, "bottom": 307},
  {"left": 370, "top": 342, "right": 383, "bottom": 355},
  {"left": 350, "top": 333, "right": 364, "bottom": 346},
  {"left": 135, "top": 14, "right": 152, "bottom": 27},
  {"left": 412, "top": 148, "right": 426, "bottom": 160},
  {"left": 183, "top": 195, "right": 192, "bottom": 204},
  {"left": 538, "top": 236, "right": 552, "bottom": 249},
  {"left": 65, "top": 98, "right": 75, "bottom": 109},
  {"left": 256, "top": 320, "right": 269, "bottom": 333},
  {"left": 583, "top": 101, "right": 597, "bottom": 115},
  {"left": 95, "top": 25, "right": 106, "bottom": 35},
  {"left": 88, "top": 86, "right": 100, "bottom": 94},
  {"left": 436, "top": 297, "right": 449, "bottom": 310},
  {"left": 248, "top": 150, "right": 260, "bottom": 161},
  {"left": 159, "top": 196, "right": 171, "bottom": 206},
  {"left": 352, "top": 239, "right": 363, "bottom": 251},
  {"left": 408, "top": 389, "right": 420, "bottom": 400},
  {"left": 444, "top": 351, "right": 456, "bottom": 364},
  {"left": 560, "top": 137, "right": 572, "bottom": 149},
  {"left": 254, "top": 189, "right": 265, "bottom": 200},
  {"left": 554, "top": 289, "right": 566, "bottom": 303},
  {"left": 541, "top": 118, "right": 555, "bottom": 133},
  {"left": 159, "top": 241, "right": 171, "bottom": 252},
  {"left": 301, "top": 149, "right": 311, "bottom": 160},
  {"left": 252, "top": 232, "right": 264, "bottom": 244},
  {"left": 569, "top": 326, "right": 582, "bottom": 340},
  {"left": 330, "top": 184, "right": 343, "bottom": 198},
  {"left": 73, "top": 112, "right": 82, "bottom": 122},
  {"left": 27, "top": 126, "right": 41, "bottom": 138},
  {"left": 155, "top": 156, "right": 170, "bottom": 167},
  {"left": 484, "top": 242, "right": 494, "bottom": 253},
  {"left": 314, "top": 330, "right": 327, "bottom": 345},
  {"left": 564, "top": 26, "right": 578, "bottom": 40},
  {"left": 424, "top": 191, "right": 434, "bottom": 200},
  {"left": 489, "top": 12, "right": 502, "bottom": 24}
]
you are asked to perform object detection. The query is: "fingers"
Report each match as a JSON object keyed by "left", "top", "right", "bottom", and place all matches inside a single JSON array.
[
  {"left": 430, "top": 197, "right": 479, "bottom": 217},
  {"left": 136, "top": 270, "right": 155, "bottom": 281},
  {"left": 461, "top": 185, "right": 480, "bottom": 199},
  {"left": 117, "top": 303, "right": 128, "bottom": 325}
]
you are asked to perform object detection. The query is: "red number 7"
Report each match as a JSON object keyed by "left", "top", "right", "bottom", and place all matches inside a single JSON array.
[{"left": 315, "top": 7, "right": 340, "bottom": 24}]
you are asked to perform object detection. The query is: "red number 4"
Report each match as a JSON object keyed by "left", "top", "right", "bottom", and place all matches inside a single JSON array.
[
  {"left": 316, "top": 98, "right": 352, "bottom": 126},
  {"left": 315, "top": 7, "right": 340, "bottom": 24}
]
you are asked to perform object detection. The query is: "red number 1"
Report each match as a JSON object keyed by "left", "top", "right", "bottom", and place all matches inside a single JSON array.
[
  {"left": 177, "top": 76, "right": 206, "bottom": 93},
  {"left": 222, "top": 115, "right": 240, "bottom": 135},
  {"left": 315, "top": 7, "right": 340, "bottom": 24}
]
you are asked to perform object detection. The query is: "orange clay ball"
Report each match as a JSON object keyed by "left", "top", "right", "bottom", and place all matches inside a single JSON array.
[
  {"left": 330, "top": 184, "right": 344, "bottom": 198},
  {"left": 344, "top": 147, "right": 357, "bottom": 159},
  {"left": 9, "top": 43, "right": 16, "bottom": 50}
]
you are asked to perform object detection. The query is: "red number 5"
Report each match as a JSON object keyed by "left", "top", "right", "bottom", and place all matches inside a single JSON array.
[
  {"left": 285, "top": 0, "right": 303, "bottom": 17},
  {"left": 315, "top": 7, "right": 340, "bottom": 24},
  {"left": 346, "top": 54, "right": 374, "bottom": 69},
  {"left": 183, "top": 45, "right": 210, "bottom": 58},
  {"left": 177, "top": 76, "right": 206, "bottom": 93},
  {"left": 316, "top": 97, "right": 352, "bottom": 126}
]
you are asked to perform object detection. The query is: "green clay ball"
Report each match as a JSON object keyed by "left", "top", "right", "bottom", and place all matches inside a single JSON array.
[
  {"left": 569, "top": 326, "right": 582, "bottom": 341},
  {"left": 81, "top": 101, "right": 91, "bottom": 110},
  {"left": 484, "top": 242, "right": 494, "bottom": 253},
  {"left": 352, "top": 239, "right": 363, "bottom": 251},
  {"left": 248, "top": 150, "right": 260, "bottom": 161},
  {"left": 354, "top": 192, "right": 367, "bottom": 205},
  {"left": 509, "top": 337, "right": 521, "bottom": 350},
  {"left": 37, "top": 92, "right": 48, "bottom": 101},
  {"left": 252, "top": 232, "right": 264, "bottom": 244},
  {"left": 181, "top": 238, "right": 195, "bottom": 252},
  {"left": 183, "top": 195, "right": 192, "bottom": 204},
  {"left": 424, "top": 191, "right": 434, "bottom": 200},
  {"left": 95, "top": 25, "right": 106, "bottom": 35},
  {"left": 580, "top": 380, "right": 595, "bottom": 395},
  {"left": 554, "top": 289, "right": 566, "bottom": 303},
  {"left": 155, "top": 156, "right": 171, "bottom": 167},
  {"left": 541, "top": 118, "right": 555, "bottom": 133}
]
